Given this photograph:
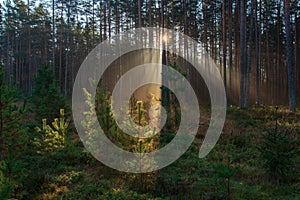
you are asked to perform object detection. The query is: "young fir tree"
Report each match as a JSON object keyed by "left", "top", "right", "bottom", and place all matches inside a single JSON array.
[
  {"left": 0, "top": 64, "right": 28, "bottom": 199},
  {"left": 31, "top": 66, "right": 68, "bottom": 122},
  {"left": 0, "top": 64, "right": 28, "bottom": 160}
]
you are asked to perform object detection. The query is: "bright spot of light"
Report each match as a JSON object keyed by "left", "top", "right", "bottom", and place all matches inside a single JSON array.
[{"left": 162, "top": 35, "right": 168, "bottom": 43}]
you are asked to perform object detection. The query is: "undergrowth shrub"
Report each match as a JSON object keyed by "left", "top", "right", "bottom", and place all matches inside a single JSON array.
[
  {"left": 212, "top": 157, "right": 238, "bottom": 200},
  {"left": 259, "top": 123, "right": 299, "bottom": 183}
]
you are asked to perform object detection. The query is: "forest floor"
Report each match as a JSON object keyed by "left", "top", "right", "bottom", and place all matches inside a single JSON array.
[{"left": 2, "top": 105, "right": 300, "bottom": 200}]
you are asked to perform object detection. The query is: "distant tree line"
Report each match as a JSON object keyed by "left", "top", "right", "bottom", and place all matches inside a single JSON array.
[{"left": 0, "top": 0, "right": 299, "bottom": 110}]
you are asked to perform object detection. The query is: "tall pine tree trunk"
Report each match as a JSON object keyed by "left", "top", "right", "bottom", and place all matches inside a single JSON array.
[
  {"left": 222, "top": 0, "right": 227, "bottom": 91},
  {"left": 149, "top": 0, "right": 152, "bottom": 27},
  {"left": 115, "top": 0, "right": 120, "bottom": 34},
  {"left": 228, "top": 0, "right": 233, "bottom": 93},
  {"left": 284, "top": 0, "right": 296, "bottom": 111},
  {"left": 27, "top": 0, "right": 32, "bottom": 93},
  {"left": 92, "top": 0, "right": 95, "bottom": 47},
  {"left": 104, "top": 1, "right": 107, "bottom": 40},
  {"left": 65, "top": 0, "right": 70, "bottom": 96},
  {"left": 255, "top": 0, "right": 260, "bottom": 104},
  {"left": 108, "top": 0, "right": 111, "bottom": 38},
  {"left": 0, "top": 71, "right": 3, "bottom": 161},
  {"left": 203, "top": 0, "right": 208, "bottom": 52},
  {"left": 59, "top": 0, "right": 64, "bottom": 88},
  {"left": 52, "top": 0, "right": 55, "bottom": 74},
  {"left": 234, "top": 1, "right": 240, "bottom": 97},
  {"left": 138, "top": 0, "right": 142, "bottom": 28},
  {"left": 239, "top": 0, "right": 246, "bottom": 108},
  {"left": 295, "top": 11, "right": 299, "bottom": 104},
  {"left": 265, "top": 0, "right": 270, "bottom": 102},
  {"left": 276, "top": 5, "right": 281, "bottom": 104},
  {"left": 245, "top": 0, "right": 255, "bottom": 107}
]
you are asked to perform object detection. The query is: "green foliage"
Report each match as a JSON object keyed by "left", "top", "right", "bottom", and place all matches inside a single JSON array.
[
  {"left": 0, "top": 65, "right": 31, "bottom": 199},
  {"left": 95, "top": 86, "right": 118, "bottom": 136},
  {"left": 0, "top": 146, "right": 30, "bottom": 199},
  {"left": 1, "top": 69, "right": 300, "bottom": 200},
  {"left": 0, "top": 160, "right": 13, "bottom": 199},
  {"left": 81, "top": 83, "right": 118, "bottom": 138},
  {"left": 81, "top": 86, "right": 121, "bottom": 154},
  {"left": 213, "top": 161, "right": 238, "bottom": 180},
  {"left": 99, "top": 189, "right": 164, "bottom": 200},
  {"left": 35, "top": 109, "right": 70, "bottom": 152},
  {"left": 212, "top": 158, "right": 238, "bottom": 199},
  {"left": 52, "top": 170, "right": 82, "bottom": 186},
  {"left": 31, "top": 66, "right": 68, "bottom": 121},
  {"left": 235, "top": 118, "right": 260, "bottom": 128},
  {"left": 259, "top": 126, "right": 299, "bottom": 183}
]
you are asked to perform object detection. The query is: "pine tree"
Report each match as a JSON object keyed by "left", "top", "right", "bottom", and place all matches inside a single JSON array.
[
  {"left": 31, "top": 66, "right": 68, "bottom": 121},
  {"left": 239, "top": 0, "right": 246, "bottom": 108},
  {"left": 284, "top": 0, "right": 296, "bottom": 112}
]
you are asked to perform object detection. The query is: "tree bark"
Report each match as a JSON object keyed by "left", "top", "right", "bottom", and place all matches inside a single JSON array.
[
  {"left": 276, "top": 4, "right": 281, "bottom": 104},
  {"left": 255, "top": 0, "right": 260, "bottom": 104},
  {"left": 149, "top": 0, "right": 152, "bottom": 27},
  {"left": 0, "top": 76, "right": 3, "bottom": 161},
  {"left": 59, "top": 0, "right": 64, "bottom": 89},
  {"left": 284, "top": 0, "right": 296, "bottom": 111},
  {"left": 104, "top": 1, "right": 107, "bottom": 40},
  {"left": 265, "top": 0, "right": 270, "bottom": 101},
  {"left": 239, "top": 0, "right": 246, "bottom": 108},
  {"left": 115, "top": 0, "right": 120, "bottom": 34},
  {"left": 228, "top": 0, "right": 233, "bottom": 92},
  {"left": 138, "top": 0, "right": 142, "bottom": 28},
  {"left": 27, "top": 0, "right": 32, "bottom": 93},
  {"left": 108, "top": 0, "right": 111, "bottom": 38},
  {"left": 222, "top": 0, "right": 227, "bottom": 91},
  {"left": 52, "top": 0, "right": 55, "bottom": 74},
  {"left": 295, "top": 10, "right": 299, "bottom": 104},
  {"left": 234, "top": 1, "right": 240, "bottom": 93},
  {"left": 65, "top": 0, "right": 70, "bottom": 96},
  {"left": 92, "top": 0, "right": 95, "bottom": 47},
  {"left": 245, "top": 0, "right": 255, "bottom": 107}
]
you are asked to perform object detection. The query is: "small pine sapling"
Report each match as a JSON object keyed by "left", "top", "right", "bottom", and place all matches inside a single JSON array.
[{"left": 35, "top": 109, "right": 70, "bottom": 151}]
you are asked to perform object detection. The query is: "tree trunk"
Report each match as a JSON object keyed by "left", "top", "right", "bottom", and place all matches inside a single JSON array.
[
  {"left": 265, "top": 0, "right": 270, "bottom": 102},
  {"left": 149, "top": 0, "right": 152, "bottom": 27},
  {"left": 245, "top": 0, "right": 255, "bottom": 107},
  {"left": 284, "top": 0, "right": 296, "bottom": 111},
  {"left": 115, "top": 0, "right": 120, "bottom": 34},
  {"left": 234, "top": 1, "right": 239, "bottom": 96},
  {"left": 276, "top": 4, "right": 281, "bottom": 104},
  {"left": 0, "top": 75, "right": 3, "bottom": 161},
  {"left": 183, "top": 0, "right": 187, "bottom": 34},
  {"left": 295, "top": 10, "right": 299, "bottom": 104},
  {"left": 27, "top": 0, "right": 32, "bottom": 93},
  {"left": 108, "top": 0, "right": 111, "bottom": 38},
  {"left": 92, "top": 0, "right": 95, "bottom": 47},
  {"left": 104, "top": 1, "right": 107, "bottom": 40},
  {"left": 222, "top": 0, "right": 227, "bottom": 91},
  {"left": 255, "top": 0, "right": 260, "bottom": 104},
  {"left": 228, "top": 0, "right": 233, "bottom": 93},
  {"left": 59, "top": 0, "right": 64, "bottom": 89},
  {"left": 52, "top": 0, "right": 55, "bottom": 74},
  {"left": 138, "top": 0, "right": 142, "bottom": 28},
  {"left": 65, "top": 0, "right": 70, "bottom": 96},
  {"left": 239, "top": 0, "right": 246, "bottom": 108}
]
